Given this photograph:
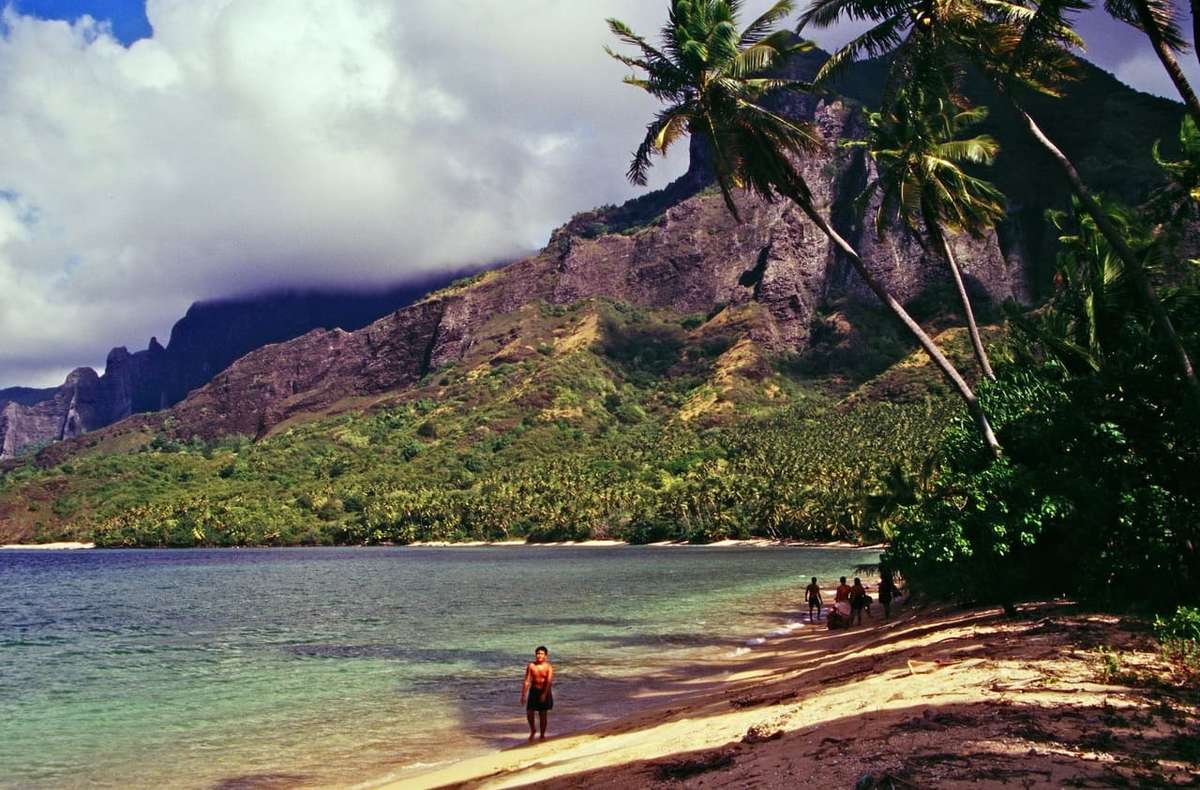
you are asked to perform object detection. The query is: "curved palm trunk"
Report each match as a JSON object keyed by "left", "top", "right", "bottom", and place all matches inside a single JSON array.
[
  {"left": 927, "top": 218, "right": 997, "bottom": 382},
  {"left": 1132, "top": 0, "right": 1200, "bottom": 124},
  {"left": 1015, "top": 103, "right": 1200, "bottom": 409},
  {"left": 1193, "top": 0, "right": 1200, "bottom": 70},
  {"left": 795, "top": 201, "right": 1004, "bottom": 459}
]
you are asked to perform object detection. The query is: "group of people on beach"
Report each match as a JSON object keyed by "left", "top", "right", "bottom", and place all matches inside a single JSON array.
[
  {"left": 804, "top": 572, "right": 899, "bottom": 629},
  {"left": 517, "top": 570, "right": 900, "bottom": 742}
]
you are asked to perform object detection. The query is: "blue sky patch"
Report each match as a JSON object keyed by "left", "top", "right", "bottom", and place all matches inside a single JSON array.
[{"left": 11, "top": 0, "right": 150, "bottom": 45}]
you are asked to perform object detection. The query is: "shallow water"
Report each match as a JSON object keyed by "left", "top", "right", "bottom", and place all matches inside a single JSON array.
[{"left": 0, "top": 545, "right": 876, "bottom": 788}]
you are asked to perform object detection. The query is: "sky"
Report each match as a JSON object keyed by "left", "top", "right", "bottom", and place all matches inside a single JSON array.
[{"left": 0, "top": 0, "right": 1195, "bottom": 389}]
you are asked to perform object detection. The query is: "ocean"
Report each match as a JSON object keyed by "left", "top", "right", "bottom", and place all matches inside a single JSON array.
[{"left": 0, "top": 545, "right": 877, "bottom": 788}]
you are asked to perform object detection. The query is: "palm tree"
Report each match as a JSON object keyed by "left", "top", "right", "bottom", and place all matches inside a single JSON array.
[
  {"left": 1105, "top": 0, "right": 1200, "bottom": 124},
  {"left": 607, "top": 0, "right": 1003, "bottom": 457},
  {"left": 799, "top": 0, "right": 1200, "bottom": 408},
  {"left": 1007, "top": 197, "right": 1169, "bottom": 377},
  {"left": 1149, "top": 115, "right": 1200, "bottom": 229},
  {"left": 850, "top": 89, "right": 1006, "bottom": 380}
]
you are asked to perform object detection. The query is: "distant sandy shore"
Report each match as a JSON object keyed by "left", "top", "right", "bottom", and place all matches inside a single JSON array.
[
  {"left": 372, "top": 600, "right": 1196, "bottom": 789},
  {"left": 407, "top": 539, "right": 882, "bottom": 549},
  {"left": 0, "top": 541, "right": 95, "bottom": 550}
]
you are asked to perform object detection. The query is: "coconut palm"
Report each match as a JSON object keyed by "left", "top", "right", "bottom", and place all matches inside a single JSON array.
[
  {"left": 1149, "top": 115, "right": 1200, "bottom": 229},
  {"left": 607, "top": 0, "right": 1003, "bottom": 457},
  {"left": 1007, "top": 198, "right": 1156, "bottom": 376},
  {"left": 850, "top": 88, "right": 1006, "bottom": 380},
  {"left": 1105, "top": 0, "right": 1200, "bottom": 124},
  {"left": 799, "top": 0, "right": 1200, "bottom": 407}
]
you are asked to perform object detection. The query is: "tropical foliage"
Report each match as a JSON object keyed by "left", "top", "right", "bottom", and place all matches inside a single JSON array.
[
  {"left": 885, "top": 184, "right": 1200, "bottom": 612},
  {"left": 609, "top": 0, "right": 1004, "bottom": 455},
  {"left": 849, "top": 86, "right": 1006, "bottom": 380},
  {"left": 800, "top": 0, "right": 1200, "bottom": 406},
  {"left": 0, "top": 302, "right": 958, "bottom": 548}
]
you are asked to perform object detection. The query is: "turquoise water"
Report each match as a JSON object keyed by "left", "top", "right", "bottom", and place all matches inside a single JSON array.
[{"left": 0, "top": 545, "right": 877, "bottom": 788}]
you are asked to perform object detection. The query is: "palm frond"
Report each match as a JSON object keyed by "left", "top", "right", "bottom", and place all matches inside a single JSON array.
[
  {"left": 606, "top": 18, "right": 681, "bottom": 73},
  {"left": 1104, "top": 0, "right": 1189, "bottom": 52},
  {"left": 628, "top": 103, "right": 696, "bottom": 186},
  {"left": 1005, "top": 304, "right": 1103, "bottom": 372},
  {"left": 813, "top": 13, "right": 908, "bottom": 86},
  {"left": 933, "top": 136, "right": 1000, "bottom": 164},
  {"left": 739, "top": 0, "right": 798, "bottom": 46},
  {"left": 730, "top": 40, "right": 788, "bottom": 76},
  {"left": 1007, "top": 0, "right": 1091, "bottom": 87},
  {"left": 731, "top": 99, "right": 824, "bottom": 153},
  {"left": 798, "top": 0, "right": 908, "bottom": 28}
]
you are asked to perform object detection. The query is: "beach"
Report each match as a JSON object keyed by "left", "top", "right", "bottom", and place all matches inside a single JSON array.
[
  {"left": 386, "top": 599, "right": 1199, "bottom": 789},
  {"left": 4, "top": 546, "right": 1194, "bottom": 788},
  {"left": 0, "top": 545, "right": 878, "bottom": 789}
]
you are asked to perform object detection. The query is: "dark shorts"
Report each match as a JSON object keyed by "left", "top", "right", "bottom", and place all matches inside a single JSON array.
[{"left": 526, "top": 688, "right": 553, "bottom": 712}]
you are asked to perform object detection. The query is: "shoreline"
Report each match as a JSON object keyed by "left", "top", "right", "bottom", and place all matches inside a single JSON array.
[
  {"left": 0, "top": 539, "right": 882, "bottom": 551},
  {"left": 372, "top": 600, "right": 1196, "bottom": 789},
  {"left": 406, "top": 538, "right": 884, "bottom": 549}
]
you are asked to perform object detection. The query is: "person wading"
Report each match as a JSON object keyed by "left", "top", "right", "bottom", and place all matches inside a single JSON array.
[
  {"left": 520, "top": 646, "right": 554, "bottom": 741},
  {"left": 805, "top": 576, "right": 823, "bottom": 622}
]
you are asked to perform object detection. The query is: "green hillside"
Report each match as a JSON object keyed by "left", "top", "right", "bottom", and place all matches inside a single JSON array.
[{"left": 0, "top": 299, "right": 973, "bottom": 547}]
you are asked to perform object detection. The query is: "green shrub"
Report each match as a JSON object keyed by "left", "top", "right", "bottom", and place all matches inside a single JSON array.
[
  {"left": 886, "top": 364, "right": 1199, "bottom": 612},
  {"left": 1155, "top": 606, "right": 1200, "bottom": 683}
]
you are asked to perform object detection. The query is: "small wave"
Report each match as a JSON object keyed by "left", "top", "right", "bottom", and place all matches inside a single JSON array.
[
  {"left": 766, "top": 622, "right": 805, "bottom": 637},
  {"left": 745, "top": 637, "right": 766, "bottom": 646},
  {"left": 401, "top": 760, "right": 452, "bottom": 770},
  {"left": 729, "top": 646, "right": 752, "bottom": 657}
]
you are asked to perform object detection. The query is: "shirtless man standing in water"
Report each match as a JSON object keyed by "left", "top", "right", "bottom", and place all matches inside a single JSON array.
[{"left": 520, "top": 646, "right": 554, "bottom": 741}]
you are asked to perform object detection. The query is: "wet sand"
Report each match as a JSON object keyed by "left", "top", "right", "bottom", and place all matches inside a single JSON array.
[{"left": 376, "top": 599, "right": 1198, "bottom": 789}]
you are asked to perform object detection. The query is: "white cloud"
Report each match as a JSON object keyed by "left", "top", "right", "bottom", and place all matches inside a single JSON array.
[
  {"left": 0, "top": 0, "right": 724, "bottom": 387},
  {"left": 0, "top": 1, "right": 1187, "bottom": 389}
]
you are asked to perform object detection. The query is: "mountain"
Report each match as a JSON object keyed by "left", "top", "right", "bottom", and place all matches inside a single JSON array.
[
  {"left": 0, "top": 275, "right": 481, "bottom": 459},
  {"left": 0, "top": 50, "right": 1185, "bottom": 544},
  {"left": 0, "top": 387, "right": 58, "bottom": 407},
  {"left": 0, "top": 96, "right": 1019, "bottom": 543},
  {"left": 830, "top": 54, "right": 1188, "bottom": 289}
]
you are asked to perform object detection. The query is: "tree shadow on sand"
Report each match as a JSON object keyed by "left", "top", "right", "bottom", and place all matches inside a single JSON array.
[
  {"left": 435, "top": 602, "right": 1198, "bottom": 788},
  {"left": 523, "top": 693, "right": 1197, "bottom": 788},
  {"left": 210, "top": 773, "right": 311, "bottom": 790}
]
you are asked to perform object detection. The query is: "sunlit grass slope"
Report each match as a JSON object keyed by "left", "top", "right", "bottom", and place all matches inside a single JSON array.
[{"left": 0, "top": 298, "right": 976, "bottom": 547}]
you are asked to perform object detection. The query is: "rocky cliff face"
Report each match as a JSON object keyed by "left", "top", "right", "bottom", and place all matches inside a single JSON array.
[
  {"left": 8, "top": 48, "right": 1177, "bottom": 463},
  {"left": 0, "top": 387, "right": 58, "bottom": 407},
  {"left": 137, "top": 96, "right": 1023, "bottom": 445},
  {"left": 0, "top": 280, "right": 467, "bottom": 458},
  {"left": 0, "top": 369, "right": 108, "bottom": 457}
]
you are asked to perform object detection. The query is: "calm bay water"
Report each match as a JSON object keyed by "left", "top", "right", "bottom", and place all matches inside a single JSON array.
[{"left": 0, "top": 545, "right": 876, "bottom": 788}]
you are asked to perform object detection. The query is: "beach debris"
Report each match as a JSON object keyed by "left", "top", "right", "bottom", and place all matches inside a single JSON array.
[
  {"left": 853, "top": 771, "right": 920, "bottom": 789},
  {"left": 728, "top": 689, "right": 798, "bottom": 708},
  {"left": 741, "top": 724, "right": 784, "bottom": 744},
  {"left": 819, "top": 661, "right": 876, "bottom": 685},
  {"left": 897, "top": 708, "right": 979, "bottom": 732},
  {"left": 653, "top": 751, "right": 735, "bottom": 781}
]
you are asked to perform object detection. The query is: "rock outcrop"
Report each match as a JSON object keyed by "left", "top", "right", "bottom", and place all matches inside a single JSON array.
[
  {"left": 7, "top": 47, "right": 1181, "bottom": 461},
  {"left": 0, "top": 279, "right": 469, "bottom": 458},
  {"left": 0, "top": 369, "right": 107, "bottom": 458},
  {"left": 142, "top": 95, "right": 1023, "bottom": 444}
]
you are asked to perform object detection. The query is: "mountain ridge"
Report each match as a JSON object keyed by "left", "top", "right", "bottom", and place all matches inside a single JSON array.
[
  {"left": 11, "top": 93, "right": 1018, "bottom": 476},
  {"left": 0, "top": 274, "right": 485, "bottom": 458},
  {"left": 1, "top": 49, "right": 1181, "bottom": 462}
]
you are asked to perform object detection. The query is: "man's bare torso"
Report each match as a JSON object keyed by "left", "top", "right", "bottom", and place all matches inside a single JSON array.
[{"left": 526, "top": 661, "right": 552, "bottom": 690}]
